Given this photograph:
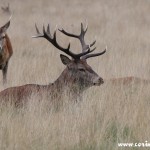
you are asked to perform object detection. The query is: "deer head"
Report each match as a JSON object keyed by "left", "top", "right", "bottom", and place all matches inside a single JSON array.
[{"left": 32, "top": 23, "right": 106, "bottom": 90}]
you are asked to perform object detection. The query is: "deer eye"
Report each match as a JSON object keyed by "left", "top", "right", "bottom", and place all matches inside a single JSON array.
[{"left": 79, "top": 68, "right": 85, "bottom": 72}]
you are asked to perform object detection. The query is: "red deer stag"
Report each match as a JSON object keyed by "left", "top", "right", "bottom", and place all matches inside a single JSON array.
[
  {"left": 0, "top": 23, "right": 106, "bottom": 106},
  {"left": 0, "top": 17, "right": 13, "bottom": 84}
]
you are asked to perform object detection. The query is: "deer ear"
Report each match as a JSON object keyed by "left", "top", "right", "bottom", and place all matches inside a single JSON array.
[
  {"left": 0, "top": 20, "right": 10, "bottom": 33},
  {"left": 60, "top": 54, "right": 71, "bottom": 65}
]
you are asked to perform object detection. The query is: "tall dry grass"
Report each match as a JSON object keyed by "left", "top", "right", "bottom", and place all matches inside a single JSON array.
[{"left": 0, "top": 0, "right": 150, "bottom": 149}]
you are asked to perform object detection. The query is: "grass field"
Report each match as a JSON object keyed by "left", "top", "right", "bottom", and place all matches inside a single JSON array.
[{"left": 0, "top": 0, "right": 150, "bottom": 149}]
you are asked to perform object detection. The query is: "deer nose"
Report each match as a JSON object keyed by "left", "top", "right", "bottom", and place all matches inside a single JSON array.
[{"left": 93, "top": 77, "right": 104, "bottom": 86}]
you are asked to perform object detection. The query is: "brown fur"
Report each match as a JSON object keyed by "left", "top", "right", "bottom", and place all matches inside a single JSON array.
[{"left": 0, "top": 34, "right": 13, "bottom": 84}]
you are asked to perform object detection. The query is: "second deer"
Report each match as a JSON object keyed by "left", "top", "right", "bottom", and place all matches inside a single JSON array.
[{"left": 0, "top": 17, "right": 13, "bottom": 84}]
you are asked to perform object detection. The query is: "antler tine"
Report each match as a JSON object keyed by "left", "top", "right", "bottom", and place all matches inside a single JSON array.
[
  {"left": 43, "top": 25, "right": 46, "bottom": 35},
  {"left": 59, "top": 22, "right": 96, "bottom": 52},
  {"left": 82, "top": 47, "right": 107, "bottom": 60},
  {"left": 32, "top": 24, "right": 43, "bottom": 38},
  {"left": 90, "top": 40, "right": 96, "bottom": 47},
  {"left": 58, "top": 28, "right": 78, "bottom": 38},
  {"left": 80, "top": 22, "right": 87, "bottom": 35},
  {"left": 35, "top": 24, "right": 40, "bottom": 34},
  {"left": 47, "top": 24, "right": 50, "bottom": 34}
]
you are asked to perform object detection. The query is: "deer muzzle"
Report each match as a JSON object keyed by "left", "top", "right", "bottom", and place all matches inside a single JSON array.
[{"left": 93, "top": 77, "right": 104, "bottom": 86}]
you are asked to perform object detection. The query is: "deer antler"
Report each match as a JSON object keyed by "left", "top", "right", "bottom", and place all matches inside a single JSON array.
[
  {"left": 59, "top": 23, "right": 96, "bottom": 52},
  {"left": 82, "top": 46, "right": 107, "bottom": 60},
  {"left": 32, "top": 24, "right": 94, "bottom": 60},
  {"left": 58, "top": 23, "right": 106, "bottom": 60}
]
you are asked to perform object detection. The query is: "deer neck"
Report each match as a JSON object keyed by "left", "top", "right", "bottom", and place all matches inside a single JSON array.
[{"left": 52, "top": 69, "right": 85, "bottom": 96}]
